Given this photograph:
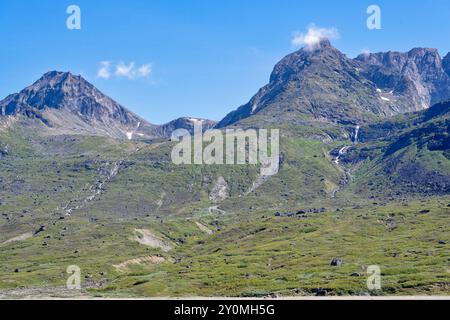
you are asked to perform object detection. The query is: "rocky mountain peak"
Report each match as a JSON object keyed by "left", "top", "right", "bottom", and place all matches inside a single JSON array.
[
  {"left": 37, "top": 70, "right": 77, "bottom": 86},
  {"left": 24, "top": 72, "right": 93, "bottom": 101},
  {"left": 1, "top": 71, "right": 102, "bottom": 114},
  {"left": 304, "top": 38, "right": 334, "bottom": 51},
  {"left": 217, "top": 42, "right": 382, "bottom": 127},
  {"left": 217, "top": 44, "right": 450, "bottom": 128},
  {"left": 0, "top": 71, "right": 159, "bottom": 139},
  {"left": 270, "top": 39, "right": 346, "bottom": 84}
]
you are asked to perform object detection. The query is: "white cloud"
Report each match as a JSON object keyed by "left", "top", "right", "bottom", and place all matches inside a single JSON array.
[
  {"left": 115, "top": 62, "right": 136, "bottom": 79},
  {"left": 97, "top": 61, "right": 111, "bottom": 79},
  {"left": 137, "top": 63, "right": 152, "bottom": 77},
  {"left": 97, "top": 61, "right": 152, "bottom": 80},
  {"left": 292, "top": 24, "right": 339, "bottom": 49}
]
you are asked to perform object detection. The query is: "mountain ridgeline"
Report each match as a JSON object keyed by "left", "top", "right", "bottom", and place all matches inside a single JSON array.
[
  {"left": 0, "top": 71, "right": 214, "bottom": 140},
  {"left": 1, "top": 41, "right": 450, "bottom": 136},
  {"left": 217, "top": 40, "right": 450, "bottom": 128}
]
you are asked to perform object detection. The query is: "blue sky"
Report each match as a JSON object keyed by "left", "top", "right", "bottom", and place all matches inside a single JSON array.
[{"left": 1, "top": 0, "right": 450, "bottom": 124}]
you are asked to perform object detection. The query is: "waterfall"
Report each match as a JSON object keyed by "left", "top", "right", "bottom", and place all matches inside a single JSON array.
[
  {"left": 353, "top": 125, "right": 360, "bottom": 144},
  {"left": 334, "top": 125, "right": 359, "bottom": 164},
  {"left": 334, "top": 146, "right": 351, "bottom": 164}
]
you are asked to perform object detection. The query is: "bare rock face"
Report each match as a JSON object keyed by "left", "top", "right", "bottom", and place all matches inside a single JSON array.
[
  {"left": 209, "top": 176, "right": 230, "bottom": 203},
  {"left": 0, "top": 71, "right": 159, "bottom": 139},
  {"left": 356, "top": 48, "right": 450, "bottom": 113},
  {"left": 217, "top": 41, "right": 450, "bottom": 128}
]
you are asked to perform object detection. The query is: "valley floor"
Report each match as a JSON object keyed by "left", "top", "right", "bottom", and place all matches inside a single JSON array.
[{"left": 0, "top": 197, "right": 449, "bottom": 298}]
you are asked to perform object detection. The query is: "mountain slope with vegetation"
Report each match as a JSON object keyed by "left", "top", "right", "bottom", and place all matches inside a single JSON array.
[
  {"left": 0, "top": 43, "right": 449, "bottom": 297},
  {"left": 340, "top": 100, "right": 450, "bottom": 199}
]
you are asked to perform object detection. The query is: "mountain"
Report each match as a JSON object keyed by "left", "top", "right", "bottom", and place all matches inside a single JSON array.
[
  {"left": 217, "top": 40, "right": 450, "bottom": 128},
  {"left": 0, "top": 50, "right": 449, "bottom": 298},
  {"left": 355, "top": 48, "right": 450, "bottom": 113},
  {"left": 157, "top": 117, "right": 216, "bottom": 137},
  {"left": 0, "top": 71, "right": 159, "bottom": 140},
  {"left": 0, "top": 71, "right": 218, "bottom": 140}
]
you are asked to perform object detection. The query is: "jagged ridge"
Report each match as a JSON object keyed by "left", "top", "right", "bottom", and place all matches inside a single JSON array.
[{"left": 217, "top": 40, "right": 450, "bottom": 128}]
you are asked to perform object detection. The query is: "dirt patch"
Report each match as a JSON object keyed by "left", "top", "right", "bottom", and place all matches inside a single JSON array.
[
  {"left": 195, "top": 222, "right": 214, "bottom": 235},
  {"left": 113, "top": 256, "right": 166, "bottom": 272},
  {"left": 2, "top": 232, "right": 34, "bottom": 245},
  {"left": 133, "top": 229, "right": 172, "bottom": 252}
]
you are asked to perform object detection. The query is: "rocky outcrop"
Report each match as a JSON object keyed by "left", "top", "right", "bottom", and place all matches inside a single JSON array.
[
  {"left": 330, "top": 257, "right": 344, "bottom": 267},
  {"left": 209, "top": 176, "right": 229, "bottom": 203}
]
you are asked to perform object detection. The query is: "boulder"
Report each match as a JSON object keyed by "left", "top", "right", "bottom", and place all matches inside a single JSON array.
[{"left": 330, "top": 257, "right": 344, "bottom": 267}]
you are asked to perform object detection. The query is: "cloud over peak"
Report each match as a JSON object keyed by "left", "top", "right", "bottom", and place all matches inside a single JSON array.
[{"left": 292, "top": 24, "right": 339, "bottom": 49}]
